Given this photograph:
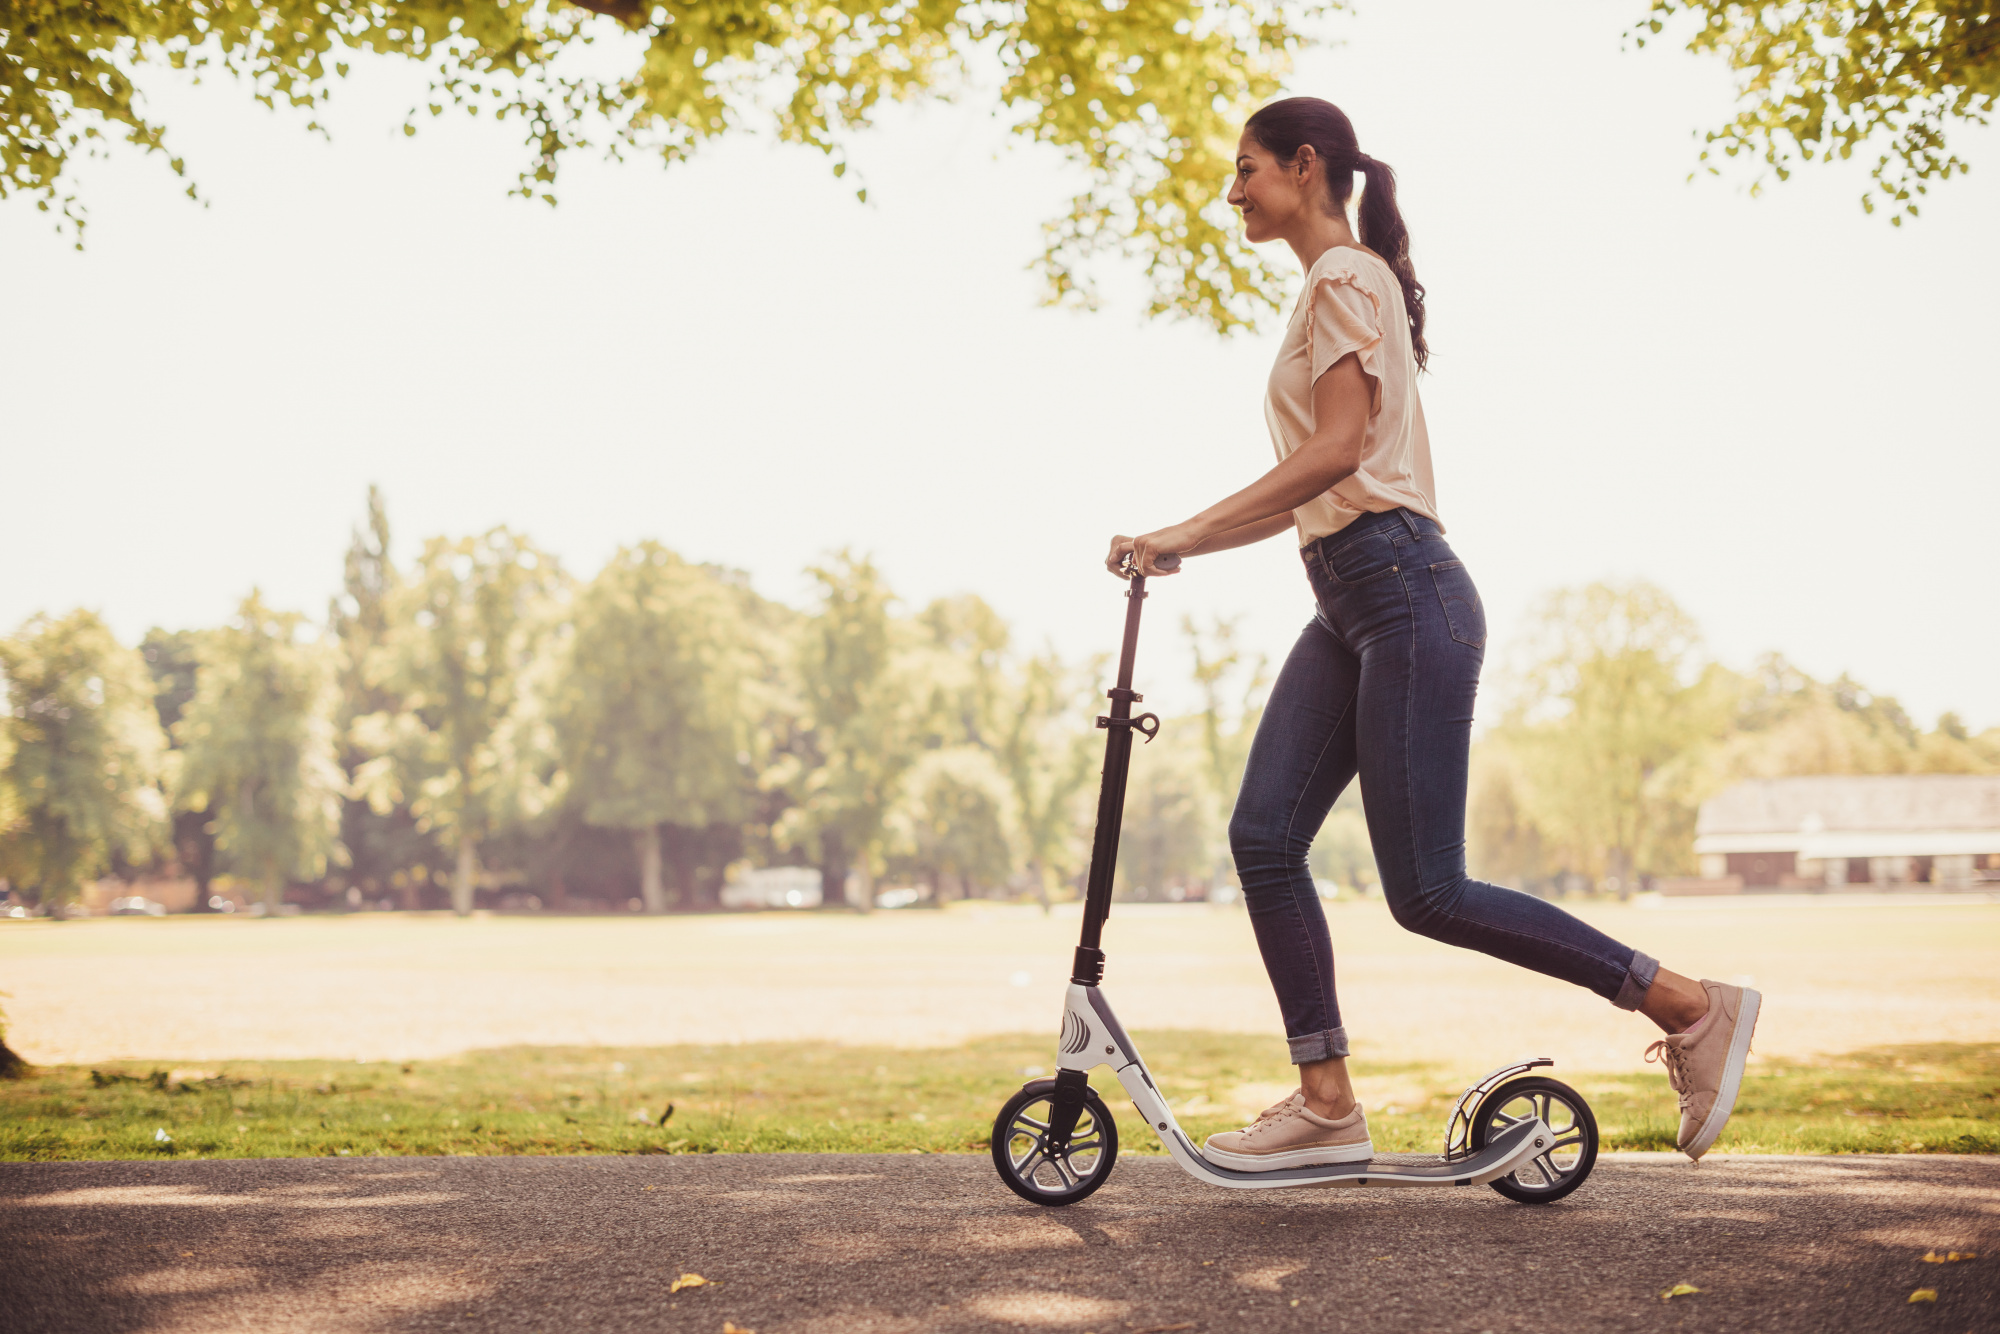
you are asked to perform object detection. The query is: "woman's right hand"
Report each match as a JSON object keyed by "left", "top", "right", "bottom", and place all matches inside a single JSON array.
[{"left": 1104, "top": 535, "right": 1138, "bottom": 576}]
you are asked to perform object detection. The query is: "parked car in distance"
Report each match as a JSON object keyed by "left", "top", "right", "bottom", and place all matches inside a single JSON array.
[
  {"left": 110, "top": 896, "right": 167, "bottom": 916},
  {"left": 720, "top": 866, "right": 824, "bottom": 910}
]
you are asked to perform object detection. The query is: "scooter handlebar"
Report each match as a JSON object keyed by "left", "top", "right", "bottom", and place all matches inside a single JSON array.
[{"left": 1124, "top": 553, "right": 1180, "bottom": 574}]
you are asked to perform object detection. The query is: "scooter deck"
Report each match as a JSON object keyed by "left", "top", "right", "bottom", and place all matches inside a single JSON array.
[{"left": 1150, "top": 1118, "right": 1549, "bottom": 1188}]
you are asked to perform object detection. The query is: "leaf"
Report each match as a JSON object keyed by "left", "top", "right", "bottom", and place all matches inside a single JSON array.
[
  {"left": 723, "top": 1324, "right": 756, "bottom": 1333},
  {"left": 1921, "top": 1251, "right": 1976, "bottom": 1263},
  {"left": 1908, "top": 1289, "right": 1937, "bottom": 1303},
  {"left": 1659, "top": 1283, "right": 1701, "bottom": 1301},
  {"left": 670, "top": 1273, "right": 709, "bottom": 1294}
]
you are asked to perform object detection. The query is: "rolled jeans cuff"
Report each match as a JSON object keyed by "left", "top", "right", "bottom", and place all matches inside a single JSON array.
[
  {"left": 1612, "top": 950, "right": 1660, "bottom": 1011},
  {"left": 1288, "top": 1026, "right": 1350, "bottom": 1064}
]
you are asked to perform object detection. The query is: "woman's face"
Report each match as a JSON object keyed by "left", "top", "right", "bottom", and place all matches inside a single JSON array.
[{"left": 1228, "top": 131, "right": 1314, "bottom": 244}]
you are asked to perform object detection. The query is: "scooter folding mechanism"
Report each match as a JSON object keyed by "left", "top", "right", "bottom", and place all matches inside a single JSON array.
[{"left": 990, "top": 558, "right": 1601, "bottom": 1207}]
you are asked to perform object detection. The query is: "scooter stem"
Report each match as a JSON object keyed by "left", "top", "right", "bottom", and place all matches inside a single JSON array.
[{"left": 1072, "top": 571, "right": 1158, "bottom": 983}]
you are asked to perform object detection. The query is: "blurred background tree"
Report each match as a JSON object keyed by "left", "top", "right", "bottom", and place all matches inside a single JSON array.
[
  {"left": 3, "top": 0, "right": 1308, "bottom": 329},
  {"left": 993, "top": 649, "right": 1099, "bottom": 910},
  {"left": 776, "top": 552, "right": 918, "bottom": 910},
  {"left": 359, "top": 528, "right": 567, "bottom": 916},
  {"left": 173, "top": 593, "right": 343, "bottom": 911},
  {"left": 139, "top": 627, "right": 216, "bottom": 906},
  {"left": 0, "top": 610, "right": 166, "bottom": 910},
  {"left": 327, "top": 487, "right": 438, "bottom": 910},
  {"left": 13, "top": 490, "right": 1996, "bottom": 916},
  {"left": 887, "top": 745, "right": 1019, "bottom": 900},
  {"left": 1475, "top": 583, "right": 1735, "bottom": 895},
  {"left": 1641, "top": 0, "right": 1996, "bottom": 218},
  {"left": 553, "top": 543, "right": 762, "bottom": 913}
]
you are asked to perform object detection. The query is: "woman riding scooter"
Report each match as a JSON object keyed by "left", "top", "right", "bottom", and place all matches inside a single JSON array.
[{"left": 1107, "top": 96, "right": 1759, "bottom": 1171}]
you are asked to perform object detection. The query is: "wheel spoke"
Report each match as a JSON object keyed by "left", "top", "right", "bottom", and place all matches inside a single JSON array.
[
  {"left": 1048, "top": 1155, "right": 1077, "bottom": 1188},
  {"left": 1548, "top": 1131, "right": 1584, "bottom": 1150},
  {"left": 1534, "top": 1152, "right": 1564, "bottom": 1182},
  {"left": 1010, "top": 1134, "right": 1049, "bottom": 1172},
  {"left": 1009, "top": 1116, "right": 1049, "bottom": 1143},
  {"left": 1015, "top": 1112, "right": 1050, "bottom": 1131}
]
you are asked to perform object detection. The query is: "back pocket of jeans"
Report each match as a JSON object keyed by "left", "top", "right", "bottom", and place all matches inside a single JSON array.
[{"left": 1430, "top": 561, "right": 1485, "bottom": 647}]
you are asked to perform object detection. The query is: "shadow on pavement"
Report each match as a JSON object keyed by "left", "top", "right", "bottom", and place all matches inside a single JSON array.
[{"left": 2, "top": 1152, "right": 1995, "bottom": 1332}]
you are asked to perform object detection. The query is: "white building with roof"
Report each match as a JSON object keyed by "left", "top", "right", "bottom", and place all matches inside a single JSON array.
[{"left": 1688, "top": 775, "right": 2000, "bottom": 890}]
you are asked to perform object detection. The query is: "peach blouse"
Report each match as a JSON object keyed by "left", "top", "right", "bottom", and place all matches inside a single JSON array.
[{"left": 1262, "top": 245, "right": 1440, "bottom": 542}]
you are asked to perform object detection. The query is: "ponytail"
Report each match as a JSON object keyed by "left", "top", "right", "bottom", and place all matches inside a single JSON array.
[
  {"left": 1244, "top": 98, "right": 1430, "bottom": 371},
  {"left": 1354, "top": 154, "right": 1427, "bottom": 371}
]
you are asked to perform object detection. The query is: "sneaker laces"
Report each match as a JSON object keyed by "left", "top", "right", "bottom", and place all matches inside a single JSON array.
[
  {"left": 1645, "top": 1039, "right": 1695, "bottom": 1113},
  {"left": 1238, "top": 1091, "right": 1304, "bottom": 1138}
]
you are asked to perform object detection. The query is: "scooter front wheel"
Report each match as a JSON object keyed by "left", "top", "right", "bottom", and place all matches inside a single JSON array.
[{"left": 991, "top": 1078, "right": 1119, "bottom": 1206}]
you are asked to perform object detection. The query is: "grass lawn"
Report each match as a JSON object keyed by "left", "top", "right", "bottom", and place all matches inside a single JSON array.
[{"left": 3, "top": 1033, "right": 1994, "bottom": 1162}]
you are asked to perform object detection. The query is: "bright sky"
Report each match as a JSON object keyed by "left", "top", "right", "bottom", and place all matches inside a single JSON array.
[{"left": 5, "top": 0, "right": 1996, "bottom": 729}]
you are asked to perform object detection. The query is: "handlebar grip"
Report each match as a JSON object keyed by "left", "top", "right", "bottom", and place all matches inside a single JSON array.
[{"left": 1155, "top": 553, "right": 1181, "bottom": 571}]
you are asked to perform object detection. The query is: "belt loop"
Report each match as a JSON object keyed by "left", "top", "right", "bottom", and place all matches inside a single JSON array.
[{"left": 1397, "top": 508, "right": 1420, "bottom": 537}]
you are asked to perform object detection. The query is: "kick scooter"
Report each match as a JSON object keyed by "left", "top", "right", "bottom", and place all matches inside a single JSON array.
[{"left": 990, "top": 557, "right": 1600, "bottom": 1206}]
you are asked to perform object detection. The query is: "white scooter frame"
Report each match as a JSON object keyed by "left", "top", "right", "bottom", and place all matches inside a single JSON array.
[{"left": 1053, "top": 982, "right": 1555, "bottom": 1190}]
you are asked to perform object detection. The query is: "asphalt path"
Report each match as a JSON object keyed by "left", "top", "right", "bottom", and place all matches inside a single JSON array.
[{"left": 3, "top": 1153, "right": 1995, "bottom": 1333}]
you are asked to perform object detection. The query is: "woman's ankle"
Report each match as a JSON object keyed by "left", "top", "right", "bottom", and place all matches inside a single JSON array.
[
  {"left": 1641, "top": 968, "right": 1711, "bottom": 1034},
  {"left": 1303, "top": 1092, "right": 1358, "bottom": 1120},
  {"left": 1298, "top": 1055, "right": 1356, "bottom": 1119}
]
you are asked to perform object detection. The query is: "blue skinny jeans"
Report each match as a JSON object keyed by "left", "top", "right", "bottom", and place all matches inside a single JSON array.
[{"left": 1229, "top": 508, "right": 1657, "bottom": 1064}]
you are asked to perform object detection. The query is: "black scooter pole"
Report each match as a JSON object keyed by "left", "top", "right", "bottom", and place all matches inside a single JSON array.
[{"left": 1069, "top": 553, "right": 1177, "bottom": 986}]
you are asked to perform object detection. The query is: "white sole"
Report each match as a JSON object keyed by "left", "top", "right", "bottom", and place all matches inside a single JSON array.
[
  {"left": 1685, "top": 988, "right": 1760, "bottom": 1161},
  {"left": 1201, "top": 1138, "right": 1374, "bottom": 1172}
]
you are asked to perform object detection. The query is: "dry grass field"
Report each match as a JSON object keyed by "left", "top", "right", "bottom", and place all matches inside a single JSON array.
[
  {"left": 4, "top": 896, "right": 1997, "bottom": 1072},
  {"left": 3, "top": 898, "right": 1996, "bottom": 1160}
]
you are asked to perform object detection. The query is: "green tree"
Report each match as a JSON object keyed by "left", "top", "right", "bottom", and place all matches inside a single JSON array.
[
  {"left": 361, "top": 528, "right": 566, "bottom": 915},
  {"left": 139, "top": 627, "right": 218, "bottom": 907},
  {"left": 5, "top": 0, "right": 1313, "bottom": 330},
  {"left": 326, "top": 488, "right": 437, "bottom": 908},
  {"left": 1482, "top": 583, "right": 1731, "bottom": 893},
  {"left": 1640, "top": 0, "right": 1996, "bottom": 218},
  {"left": 0, "top": 610, "right": 167, "bottom": 910},
  {"left": 1115, "top": 722, "right": 1217, "bottom": 899},
  {"left": 993, "top": 648, "right": 1099, "bottom": 909},
  {"left": 1183, "top": 613, "right": 1268, "bottom": 892},
  {"left": 174, "top": 592, "right": 344, "bottom": 911},
  {"left": 1716, "top": 654, "right": 2000, "bottom": 778},
  {"left": 776, "top": 552, "right": 920, "bottom": 910},
  {"left": 554, "top": 543, "right": 762, "bottom": 913},
  {"left": 888, "top": 745, "right": 1018, "bottom": 899}
]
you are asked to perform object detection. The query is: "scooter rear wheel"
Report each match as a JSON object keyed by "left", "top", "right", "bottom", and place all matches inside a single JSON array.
[
  {"left": 1469, "top": 1075, "right": 1598, "bottom": 1204},
  {"left": 991, "top": 1078, "right": 1119, "bottom": 1206}
]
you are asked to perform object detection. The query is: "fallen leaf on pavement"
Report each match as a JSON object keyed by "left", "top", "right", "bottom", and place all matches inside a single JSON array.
[
  {"left": 1921, "top": 1251, "right": 1976, "bottom": 1263},
  {"left": 1659, "top": 1283, "right": 1701, "bottom": 1301},
  {"left": 670, "top": 1274, "right": 709, "bottom": 1294},
  {"left": 1908, "top": 1289, "right": 1936, "bottom": 1303},
  {"left": 722, "top": 1323, "right": 755, "bottom": 1333}
]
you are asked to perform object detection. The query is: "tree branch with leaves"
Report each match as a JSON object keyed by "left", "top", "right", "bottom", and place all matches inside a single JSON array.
[
  {"left": 1640, "top": 0, "right": 1996, "bottom": 219},
  {"left": 2, "top": 0, "right": 1320, "bottom": 328}
]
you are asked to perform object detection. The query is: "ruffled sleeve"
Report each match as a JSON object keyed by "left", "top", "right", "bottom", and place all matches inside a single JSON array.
[{"left": 1304, "top": 262, "right": 1386, "bottom": 415}]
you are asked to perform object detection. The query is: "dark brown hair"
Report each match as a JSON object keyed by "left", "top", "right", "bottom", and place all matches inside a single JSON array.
[{"left": 1244, "top": 97, "right": 1428, "bottom": 370}]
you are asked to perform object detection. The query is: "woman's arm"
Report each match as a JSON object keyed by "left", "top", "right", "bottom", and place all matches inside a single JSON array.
[
  {"left": 1105, "top": 514, "right": 1292, "bottom": 575},
  {"left": 1107, "top": 353, "right": 1373, "bottom": 577}
]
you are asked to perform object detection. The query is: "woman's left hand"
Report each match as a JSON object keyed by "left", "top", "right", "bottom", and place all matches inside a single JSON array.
[{"left": 1128, "top": 523, "right": 1202, "bottom": 576}]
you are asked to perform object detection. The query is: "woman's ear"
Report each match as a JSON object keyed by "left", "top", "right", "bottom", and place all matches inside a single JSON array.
[{"left": 1293, "top": 143, "right": 1317, "bottom": 184}]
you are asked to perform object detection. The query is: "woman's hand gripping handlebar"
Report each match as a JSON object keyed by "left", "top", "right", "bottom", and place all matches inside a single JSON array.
[{"left": 1105, "top": 537, "right": 1183, "bottom": 578}]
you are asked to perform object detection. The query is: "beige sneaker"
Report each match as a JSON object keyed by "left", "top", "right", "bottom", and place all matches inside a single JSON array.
[
  {"left": 1202, "top": 1091, "right": 1373, "bottom": 1171},
  {"left": 1645, "top": 979, "right": 1762, "bottom": 1162}
]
